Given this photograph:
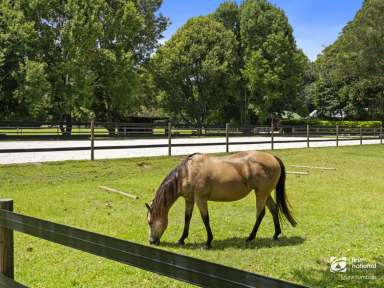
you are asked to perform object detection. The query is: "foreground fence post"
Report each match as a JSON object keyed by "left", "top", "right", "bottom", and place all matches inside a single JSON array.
[
  {"left": 307, "top": 124, "right": 310, "bottom": 148},
  {"left": 90, "top": 119, "right": 95, "bottom": 161},
  {"left": 225, "top": 123, "right": 229, "bottom": 153},
  {"left": 336, "top": 125, "right": 339, "bottom": 147},
  {"left": 0, "top": 199, "right": 14, "bottom": 280},
  {"left": 168, "top": 122, "right": 172, "bottom": 157},
  {"left": 381, "top": 125, "right": 383, "bottom": 145}
]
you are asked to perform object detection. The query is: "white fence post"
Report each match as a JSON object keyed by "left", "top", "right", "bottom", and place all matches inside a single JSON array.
[
  {"left": 168, "top": 122, "right": 172, "bottom": 157},
  {"left": 271, "top": 121, "right": 274, "bottom": 150},
  {"left": 336, "top": 125, "right": 339, "bottom": 147},
  {"left": 360, "top": 127, "right": 363, "bottom": 145},
  {"left": 90, "top": 119, "right": 95, "bottom": 161},
  {"left": 226, "top": 123, "right": 229, "bottom": 153}
]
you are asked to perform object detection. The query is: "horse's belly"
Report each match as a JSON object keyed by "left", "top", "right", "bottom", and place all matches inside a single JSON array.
[{"left": 208, "top": 182, "right": 250, "bottom": 202}]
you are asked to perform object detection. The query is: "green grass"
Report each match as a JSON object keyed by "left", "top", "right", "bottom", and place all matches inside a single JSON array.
[
  {"left": 0, "top": 128, "right": 108, "bottom": 136},
  {"left": 0, "top": 145, "right": 383, "bottom": 287}
]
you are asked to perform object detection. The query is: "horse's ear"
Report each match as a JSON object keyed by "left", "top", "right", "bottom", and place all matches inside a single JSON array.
[{"left": 145, "top": 203, "right": 151, "bottom": 211}]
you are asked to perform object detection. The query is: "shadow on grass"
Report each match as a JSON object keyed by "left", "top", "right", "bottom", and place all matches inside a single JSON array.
[
  {"left": 291, "top": 257, "right": 384, "bottom": 288},
  {"left": 161, "top": 235, "right": 305, "bottom": 250}
]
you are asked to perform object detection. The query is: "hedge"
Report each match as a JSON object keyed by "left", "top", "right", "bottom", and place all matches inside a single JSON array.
[{"left": 279, "top": 120, "right": 382, "bottom": 128}]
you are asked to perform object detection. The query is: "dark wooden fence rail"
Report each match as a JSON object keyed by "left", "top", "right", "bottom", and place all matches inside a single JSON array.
[{"left": 0, "top": 199, "right": 306, "bottom": 288}]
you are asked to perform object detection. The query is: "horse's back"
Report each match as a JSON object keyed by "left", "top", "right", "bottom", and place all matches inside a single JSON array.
[{"left": 187, "top": 151, "right": 281, "bottom": 201}]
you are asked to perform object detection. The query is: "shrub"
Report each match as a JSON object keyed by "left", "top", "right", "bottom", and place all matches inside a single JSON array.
[{"left": 279, "top": 120, "right": 382, "bottom": 128}]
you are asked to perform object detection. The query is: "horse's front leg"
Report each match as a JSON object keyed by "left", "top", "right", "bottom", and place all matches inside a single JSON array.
[
  {"left": 177, "top": 199, "right": 194, "bottom": 245},
  {"left": 196, "top": 199, "right": 213, "bottom": 249}
]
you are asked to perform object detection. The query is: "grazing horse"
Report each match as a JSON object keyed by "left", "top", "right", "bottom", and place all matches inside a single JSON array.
[{"left": 145, "top": 151, "right": 296, "bottom": 248}]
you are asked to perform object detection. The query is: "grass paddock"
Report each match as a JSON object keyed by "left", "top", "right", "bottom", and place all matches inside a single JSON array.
[{"left": 0, "top": 145, "right": 383, "bottom": 287}]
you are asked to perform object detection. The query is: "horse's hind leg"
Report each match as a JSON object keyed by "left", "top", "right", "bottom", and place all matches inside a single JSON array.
[
  {"left": 196, "top": 199, "right": 213, "bottom": 249},
  {"left": 266, "top": 196, "right": 281, "bottom": 240},
  {"left": 177, "top": 199, "right": 194, "bottom": 245},
  {"left": 246, "top": 190, "right": 268, "bottom": 242}
]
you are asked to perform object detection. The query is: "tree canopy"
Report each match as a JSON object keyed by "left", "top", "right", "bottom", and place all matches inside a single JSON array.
[
  {"left": 240, "top": 0, "right": 306, "bottom": 121},
  {"left": 152, "top": 0, "right": 307, "bottom": 126},
  {"left": 0, "top": 0, "right": 168, "bottom": 122},
  {"left": 312, "top": 0, "right": 384, "bottom": 120},
  {"left": 152, "top": 16, "right": 237, "bottom": 126},
  {"left": 5, "top": 0, "right": 370, "bottom": 125}
]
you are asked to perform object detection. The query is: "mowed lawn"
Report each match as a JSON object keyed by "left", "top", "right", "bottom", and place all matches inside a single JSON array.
[{"left": 0, "top": 145, "right": 383, "bottom": 288}]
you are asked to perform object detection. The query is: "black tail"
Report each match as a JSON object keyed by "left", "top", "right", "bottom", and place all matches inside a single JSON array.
[{"left": 274, "top": 156, "right": 297, "bottom": 227}]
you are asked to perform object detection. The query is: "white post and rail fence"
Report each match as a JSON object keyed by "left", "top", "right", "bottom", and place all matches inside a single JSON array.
[{"left": 0, "top": 122, "right": 382, "bottom": 160}]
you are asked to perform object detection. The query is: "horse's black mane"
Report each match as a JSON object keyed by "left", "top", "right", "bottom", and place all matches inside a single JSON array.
[{"left": 151, "top": 153, "right": 199, "bottom": 215}]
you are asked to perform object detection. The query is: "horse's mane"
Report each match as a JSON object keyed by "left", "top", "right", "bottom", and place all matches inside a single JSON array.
[{"left": 151, "top": 153, "right": 199, "bottom": 216}]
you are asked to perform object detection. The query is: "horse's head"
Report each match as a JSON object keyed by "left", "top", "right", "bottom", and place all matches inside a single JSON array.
[{"left": 145, "top": 203, "right": 168, "bottom": 245}]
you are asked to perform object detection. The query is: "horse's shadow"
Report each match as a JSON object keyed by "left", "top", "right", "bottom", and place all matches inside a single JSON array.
[{"left": 161, "top": 235, "right": 305, "bottom": 250}]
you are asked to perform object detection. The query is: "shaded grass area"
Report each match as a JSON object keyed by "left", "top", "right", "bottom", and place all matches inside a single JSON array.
[{"left": 0, "top": 145, "right": 383, "bottom": 287}]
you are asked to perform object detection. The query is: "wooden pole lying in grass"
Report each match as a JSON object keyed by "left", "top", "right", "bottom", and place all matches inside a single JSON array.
[
  {"left": 0, "top": 199, "right": 14, "bottom": 280},
  {"left": 99, "top": 186, "right": 139, "bottom": 200},
  {"left": 286, "top": 171, "right": 309, "bottom": 175},
  {"left": 288, "top": 165, "right": 336, "bottom": 170}
]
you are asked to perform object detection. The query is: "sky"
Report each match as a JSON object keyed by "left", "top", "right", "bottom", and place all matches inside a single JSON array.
[{"left": 159, "top": 0, "right": 364, "bottom": 61}]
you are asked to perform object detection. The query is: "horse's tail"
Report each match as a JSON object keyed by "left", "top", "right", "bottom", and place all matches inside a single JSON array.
[{"left": 274, "top": 156, "right": 297, "bottom": 227}]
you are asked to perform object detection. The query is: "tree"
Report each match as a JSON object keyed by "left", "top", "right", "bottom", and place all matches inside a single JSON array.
[
  {"left": 314, "top": 0, "right": 384, "bottom": 120},
  {"left": 212, "top": 1, "right": 240, "bottom": 39},
  {"left": 0, "top": 1, "right": 46, "bottom": 121},
  {"left": 0, "top": 0, "right": 168, "bottom": 126},
  {"left": 89, "top": 0, "right": 168, "bottom": 123},
  {"left": 240, "top": 0, "right": 306, "bottom": 121},
  {"left": 212, "top": 1, "right": 246, "bottom": 125},
  {"left": 152, "top": 17, "right": 237, "bottom": 126}
]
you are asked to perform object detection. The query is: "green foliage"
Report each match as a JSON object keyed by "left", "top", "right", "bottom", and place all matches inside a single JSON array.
[
  {"left": 13, "top": 60, "right": 51, "bottom": 119},
  {"left": 152, "top": 17, "right": 237, "bottom": 126},
  {"left": 0, "top": 0, "right": 39, "bottom": 120},
  {"left": 150, "top": 0, "right": 307, "bottom": 126},
  {"left": 240, "top": 0, "right": 306, "bottom": 121},
  {"left": 0, "top": 0, "right": 168, "bottom": 122},
  {"left": 212, "top": 1, "right": 240, "bottom": 39},
  {"left": 280, "top": 119, "right": 382, "bottom": 128},
  {"left": 1, "top": 0, "right": 310, "bottom": 125},
  {"left": 313, "top": 0, "right": 384, "bottom": 120},
  {"left": 211, "top": 1, "right": 245, "bottom": 125}
]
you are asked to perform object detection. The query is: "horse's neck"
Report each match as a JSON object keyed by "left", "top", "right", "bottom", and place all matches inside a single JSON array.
[{"left": 153, "top": 189, "right": 179, "bottom": 216}]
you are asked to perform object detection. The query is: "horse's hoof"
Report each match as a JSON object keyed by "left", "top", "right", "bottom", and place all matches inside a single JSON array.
[
  {"left": 177, "top": 239, "right": 185, "bottom": 246},
  {"left": 246, "top": 237, "right": 254, "bottom": 242},
  {"left": 204, "top": 243, "right": 212, "bottom": 249},
  {"left": 273, "top": 235, "right": 280, "bottom": 240}
]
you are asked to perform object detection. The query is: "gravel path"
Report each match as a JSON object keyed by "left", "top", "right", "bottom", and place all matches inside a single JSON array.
[{"left": 0, "top": 136, "right": 381, "bottom": 164}]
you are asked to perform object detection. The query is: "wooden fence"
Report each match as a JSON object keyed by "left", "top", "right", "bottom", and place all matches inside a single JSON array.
[
  {"left": 0, "top": 122, "right": 382, "bottom": 160},
  {"left": 0, "top": 199, "right": 306, "bottom": 288}
]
